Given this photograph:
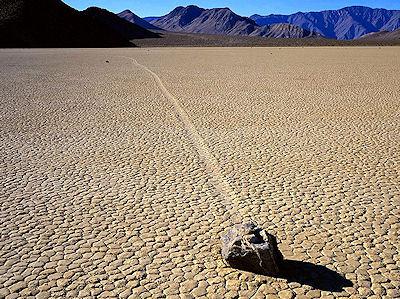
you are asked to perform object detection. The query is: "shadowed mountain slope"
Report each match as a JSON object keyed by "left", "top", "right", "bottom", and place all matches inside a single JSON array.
[
  {"left": 118, "top": 9, "right": 161, "bottom": 30},
  {"left": 251, "top": 6, "right": 400, "bottom": 40},
  {"left": 250, "top": 23, "right": 318, "bottom": 38},
  {"left": 84, "top": 7, "right": 159, "bottom": 40},
  {"left": 359, "top": 28, "right": 400, "bottom": 40},
  {"left": 143, "top": 17, "right": 160, "bottom": 23},
  {"left": 151, "top": 5, "right": 319, "bottom": 38},
  {"left": 0, "top": 0, "right": 157, "bottom": 47}
]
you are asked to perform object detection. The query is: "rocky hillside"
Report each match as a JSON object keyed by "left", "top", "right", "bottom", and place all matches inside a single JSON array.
[
  {"left": 359, "top": 28, "right": 400, "bottom": 40},
  {"left": 250, "top": 23, "right": 318, "bottom": 38},
  {"left": 0, "top": 0, "right": 158, "bottom": 47},
  {"left": 84, "top": 7, "right": 159, "bottom": 40},
  {"left": 251, "top": 6, "right": 400, "bottom": 40},
  {"left": 118, "top": 9, "right": 160, "bottom": 30},
  {"left": 150, "top": 5, "right": 318, "bottom": 38}
]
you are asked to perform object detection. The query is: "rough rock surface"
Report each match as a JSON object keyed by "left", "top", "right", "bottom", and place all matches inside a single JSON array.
[{"left": 221, "top": 222, "right": 283, "bottom": 276}]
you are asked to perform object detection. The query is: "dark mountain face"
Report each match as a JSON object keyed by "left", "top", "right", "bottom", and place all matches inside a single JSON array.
[
  {"left": 150, "top": 5, "right": 318, "bottom": 38},
  {"left": 84, "top": 7, "right": 159, "bottom": 40},
  {"left": 251, "top": 6, "right": 400, "bottom": 40},
  {"left": 117, "top": 9, "right": 160, "bottom": 30},
  {"left": 0, "top": 0, "right": 157, "bottom": 47},
  {"left": 143, "top": 17, "right": 160, "bottom": 23},
  {"left": 0, "top": 0, "right": 126, "bottom": 47}
]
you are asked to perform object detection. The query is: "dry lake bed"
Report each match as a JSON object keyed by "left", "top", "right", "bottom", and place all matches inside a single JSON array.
[{"left": 0, "top": 47, "right": 399, "bottom": 298}]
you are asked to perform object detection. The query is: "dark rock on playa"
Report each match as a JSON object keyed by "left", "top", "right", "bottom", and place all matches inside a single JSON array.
[{"left": 221, "top": 222, "right": 283, "bottom": 276}]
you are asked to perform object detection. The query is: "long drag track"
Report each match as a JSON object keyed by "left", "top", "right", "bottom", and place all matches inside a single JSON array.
[{"left": 121, "top": 56, "right": 245, "bottom": 225}]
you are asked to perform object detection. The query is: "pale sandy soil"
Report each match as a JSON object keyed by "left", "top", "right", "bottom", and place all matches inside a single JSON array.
[{"left": 0, "top": 48, "right": 399, "bottom": 298}]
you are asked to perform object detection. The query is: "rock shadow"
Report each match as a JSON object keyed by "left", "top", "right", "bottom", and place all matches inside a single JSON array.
[
  {"left": 279, "top": 260, "right": 353, "bottom": 292},
  {"left": 230, "top": 259, "right": 353, "bottom": 292}
]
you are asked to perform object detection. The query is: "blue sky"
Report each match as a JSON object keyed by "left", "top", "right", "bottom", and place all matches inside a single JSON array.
[{"left": 63, "top": 0, "right": 400, "bottom": 17}]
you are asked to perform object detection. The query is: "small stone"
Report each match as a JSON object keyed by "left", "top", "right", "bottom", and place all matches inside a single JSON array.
[
  {"left": 278, "top": 290, "right": 295, "bottom": 299},
  {"left": 387, "top": 289, "right": 399, "bottom": 298},
  {"left": 119, "top": 288, "right": 132, "bottom": 298},
  {"left": 221, "top": 222, "right": 283, "bottom": 276},
  {"left": 305, "top": 289, "right": 321, "bottom": 297},
  {"left": 36, "top": 291, "right": 50, "bottom": 299},
  {"left": 9, "top": 281, "right": 27, "bottom": 293},
  {"left": 191, "top": 286, "right": 207, "bottom": 297},
  {"left": 358, "top": 287, "right": 373, "bottom": 297},
  {"left": 371, "top": 274, "right": 389, "bottom": 283},
  {"left": 180, "top": 280, "right": 198, "bottom": 292},
  {"left": 102, "top": 291, "right": 116, "bottom": 298},
  {"left": 226, "top": 280, "right": 240, "bottom": 292},
  {"left": 47, "top": 273, "right": 62, "bottom": 281},
  {"left": 56, "top": 279, "right": 69, "bottom": 288},
  {"left": 0, "top": 288, "right": 10, "bottom": 297}
]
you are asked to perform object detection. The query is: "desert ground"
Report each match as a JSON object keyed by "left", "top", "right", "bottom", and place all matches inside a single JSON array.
[{"left": 0, "top": 47, "right": 399, "bottom": 298}]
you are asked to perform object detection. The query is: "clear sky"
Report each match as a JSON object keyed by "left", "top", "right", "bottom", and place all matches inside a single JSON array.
[{"left": 63, "top": 0, "right": 400, "bottom": 17}]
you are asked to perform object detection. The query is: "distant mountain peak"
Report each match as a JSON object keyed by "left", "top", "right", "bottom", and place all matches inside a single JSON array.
[
  {"left": 120, "top": 9, "right": 132, "bottom": 14},
  {"left": 117, "top": 9, "right": 161, "bottom": 30},
  {"left": 187, "top": 5, "right": 202, "bottom": 9},
  {"left": 171, "top": 5, "right": 203, "bottom": 14}
]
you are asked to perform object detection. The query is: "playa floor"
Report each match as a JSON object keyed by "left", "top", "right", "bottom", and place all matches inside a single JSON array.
[{"left": 0, "top": 47, "right": 399, "bottom": 298}]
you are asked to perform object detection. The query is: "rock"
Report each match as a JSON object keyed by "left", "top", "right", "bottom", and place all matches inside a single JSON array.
[{"left": 221, "top": 222, "right": 283, "bottom": 276}]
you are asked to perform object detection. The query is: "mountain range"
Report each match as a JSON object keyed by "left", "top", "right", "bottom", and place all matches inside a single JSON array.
[
  {"left": 0, "top": 0, "right": 158, "bottom": 47},
  {"left": 250, "top": 6, "right": 400, "bottom": 40},
  {"left": 147, "top": 5, "right": 318, "bottom": 38}
]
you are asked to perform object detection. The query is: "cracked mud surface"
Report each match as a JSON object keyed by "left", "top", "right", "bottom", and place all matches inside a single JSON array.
[{"left": 1, "top": 48, "right": 399, "bottom": 298}]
